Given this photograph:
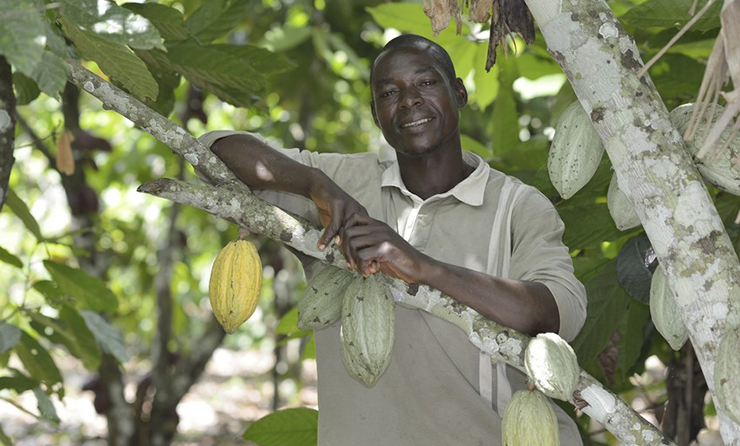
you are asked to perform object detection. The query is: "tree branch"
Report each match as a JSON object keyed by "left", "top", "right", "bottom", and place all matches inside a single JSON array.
[
  {"left": 138, "top": 177, "right": 676, "bottom": 446},
  {"left": 70, "top": 51, "right": 676, "bottom": 446},
  {"left": 0, "top": 56, "right": 16, "bottom": 213},
  {"left": 522, "top": 0, "right": 740, "bottom": 443}
]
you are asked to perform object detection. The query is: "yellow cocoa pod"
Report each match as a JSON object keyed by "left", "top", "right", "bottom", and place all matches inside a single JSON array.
[
  {"left": 502, "top": 389, "right": 560, "bottom": 446},
  {"left": 208, "top": 240, "right": 262, "bottom": 334}
]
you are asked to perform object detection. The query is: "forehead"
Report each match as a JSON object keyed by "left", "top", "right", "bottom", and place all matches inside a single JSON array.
[{"left": 372, "top": 45, "right": 446, "bottom": 82}]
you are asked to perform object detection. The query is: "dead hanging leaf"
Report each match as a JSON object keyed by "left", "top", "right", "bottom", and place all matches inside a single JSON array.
[
  {"left": 423, "top": 0, "right": 462, "bottom": 37},
  {"left": 470, "top": 0, "right": 494, "bottom": 22},
  {"left": 596, "top": 331, "right": 622, "bottom": 387},
  {"left": 484, "top": 0, "right": 535, "bottom": 71},
  {"left": 56, "top": 131, "right": 75, "bottom": 176}
]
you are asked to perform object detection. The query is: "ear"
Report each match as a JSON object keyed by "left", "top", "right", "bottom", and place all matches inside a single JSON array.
[
  {"left": 454, "top": 78, "right": 468, "bottom": 108},
  {"left": 370, "top": 100, "right": 380, "bottom": 128}
]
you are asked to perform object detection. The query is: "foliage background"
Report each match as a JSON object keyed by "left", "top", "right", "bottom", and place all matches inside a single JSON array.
[{"left": 0, "top": 0, "right": 736, "bottom": 445}]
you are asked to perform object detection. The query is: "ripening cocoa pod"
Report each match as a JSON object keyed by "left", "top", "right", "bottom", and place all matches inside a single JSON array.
[
  {"left": 607, "top": 174, "right": 641, "bottom": 231},
  {"left": 669, "top": 103, "right": 740, "bottom": 195},
  {"left": 208, "top": 240, "right": 262, "bottom": 334},
  {"left": 298, "top": 266, "right": 355, "bottom": 331},
  {"left": 548, "top": 101, "right": 605, "bottom": 199},
  {"left": 502, "top": 389, "right": 560, "bottom": 446},
  {"left": 714, "top": 325, "right": 740, "bottom": 425},
  {"left": 340, "top": 274, "right": 395, "bottom": 387},
  {"left": 650, "top": 264, "right": 688, "bottom": 351},
  {"left": 525, "top": 333, "right": 580, "bottom": 401}
]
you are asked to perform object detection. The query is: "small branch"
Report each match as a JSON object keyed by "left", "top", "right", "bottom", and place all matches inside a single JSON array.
[
  {"left": 0, "top": 56, "right": 16, "bottom": 213},
  {"left": 139, "top": 177, "right": 676, "bottom": 446}
]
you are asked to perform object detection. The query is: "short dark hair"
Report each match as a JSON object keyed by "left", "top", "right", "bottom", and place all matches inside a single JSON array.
[{"left": 371, "top": 34, "right": 457, "bottom": 85}]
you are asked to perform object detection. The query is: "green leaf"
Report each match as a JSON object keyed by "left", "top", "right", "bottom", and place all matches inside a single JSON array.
[
  {"left": 134, "top": 49, "right": 181, "bottom": 117},
  {"left": 616, "top": 233, "right": 656, "bottom": 304},
  {"left": 166, "top": 39, "right": 294, "bottom": 107},
  {"left": 80, "top": 310, "right": 129, "bottom": 363},
  {"left": 12, "top": 72, "right": 40, "bottom": 105},
  {"left": 3, "top": 189, "right": 43, "bottom": 240},
  {"left": 276, "top": 307, "right": 310, "bottom": 343},
  {"left": 571, "top": 260, "right": 630, "bottom": 366},
  {"left": 516, "top": 50, "right": 562, "bottom": 80},
  {"left": 490, "top": 59, "right": 519, "bottom": 158},
  {"left": 648, "top": 53, "right": 705, "bottom": 105},
  {"left": 32, "top": 280, "right": 66, "bottom": 304},
  {"left": 43, "top": 260, "right": 118, "bottom": 313},
  {"left": 0, "top": 323, "right": 21, "bottom": 355},
  {"left": 262, "top": 25, "right": 313, "bottom": 52},
  {"left": 447, "top": 39, "right": 477, "bottom": 82},
  {"left": 29, "top": 310, "right": 101, "bottom": 371},
  {"left": 14, "top": 331, "right": 63, "bottom": 396},
  {"left": 559, "top": 203, "right": 622, "bottom": 250},
  {"left": 0, "top": 0, "right": 45, "bottom": 78},
  {"left": 620, "top": 0, "right": 721, "bottom": 32},
  {"left": 30, "top": 21, "right": 68, "bottom": 98},
  {"left": 0, "top": 370, "right": 37, "bottom": 393},
  {"left": 472, "top": 43, "right": 498, "bottom": 110},
  {"left": 62, "top": 18, "right": 159, "bottom": 101},
  {"left": 366, "top": 3, "right": 435, "bottom": 39},
  {"left": 122, "top": 2, "right": 189, "bottom": 42},
  {"left": 461, "top": 134, "right": 492, "bottom": 159},
  {"left": 0, "top": 246, "right": 22, "bottom": 269},
  {"left": 184, "top": 0, "right": 250, "bottom": 43},
  {"left": 243, "top": 408, "right": 318, "bottom": 446},
  {"left": 32, "top": 387, "right": 60, "bottom": 425},
  {"left": 613, "top": 300, "right": 650, "bottom": 388},
  {"left": 60, "top": 0, "right": 164, "bottom": 49}
]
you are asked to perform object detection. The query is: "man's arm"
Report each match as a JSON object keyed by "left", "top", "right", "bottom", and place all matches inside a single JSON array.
[
  {"left": 338, "top": 213, "right": 561, "bottom": 337},
  {"left": 210, "top": 133, "right": 368, "bottom": 249}
]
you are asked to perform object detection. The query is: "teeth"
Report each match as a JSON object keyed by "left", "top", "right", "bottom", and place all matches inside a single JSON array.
[{"left": 401, "top": 118, "right": 433, "bottom": 128}]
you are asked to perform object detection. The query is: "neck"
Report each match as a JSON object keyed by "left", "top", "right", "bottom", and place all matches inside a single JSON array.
[{"left": 396, "top": 138, "right": 474, "bottom": 200}]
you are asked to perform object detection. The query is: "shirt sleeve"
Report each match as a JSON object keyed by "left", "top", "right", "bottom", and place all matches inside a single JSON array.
[{"left": 508, "top": 187, "right": 587, "bottom": 342}]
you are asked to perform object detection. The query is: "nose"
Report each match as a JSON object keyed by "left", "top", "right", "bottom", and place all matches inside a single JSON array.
[{"left": 399, "top": 87, "right": 423, "bottom": 109}]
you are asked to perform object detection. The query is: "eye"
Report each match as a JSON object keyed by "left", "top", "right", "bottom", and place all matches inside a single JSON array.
[
  {"left": 379, "top": 89, "right": 397, "bottom": 98},
  {"left": 420, "top": 79, "right": 435, "bottom": 87}
]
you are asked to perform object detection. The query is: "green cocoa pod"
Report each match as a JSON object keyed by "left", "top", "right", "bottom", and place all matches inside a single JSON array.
[
  {"left": 607, "top": 173, "right": 641, "bottom": 231},
  {"left": 548, "top": 101, "right": 605, "bottom": 199},
  {"left": 650, "top": 264, "right": 688, "bottom": 351},
  {"left": 715, "top": 326, "right": 740, "bottom": 425},
  {"left": 298, "top": 266, "right": 355, "bottom": 331},
  {"left": 502, "top": 389, "right": 560, "bottom": 446},
  {"left": 524, "top": 333, "right": 580, "bottom": 402},
  {"left": 340, "top": 274, "right": 395, "bottom": 387},
  {"left": 669, "top": 103, "right": 740, "bottom": 195}
]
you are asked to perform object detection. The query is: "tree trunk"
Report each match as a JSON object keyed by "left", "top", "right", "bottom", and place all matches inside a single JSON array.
[
  {"left": 0, "top": 56, "right": 16, "bottom": 212},
  {"left": 522, "top": 0, "right": 740, "bottom": 443}
]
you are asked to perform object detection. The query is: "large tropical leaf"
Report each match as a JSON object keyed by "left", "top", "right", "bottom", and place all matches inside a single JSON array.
[
  {"left": 62, "top": 18, "right": 159, "bottom": 101},
  {"left": 243, "top": 408, "right": 318, "bottom": 446},
  {"left": 184, "top": 0, "right": 250, "bottom": 43},
  {"left": 60, "top": 0, "right": 164, "bottom": 49},
  {"left": 620, "top": 0, "right": 722, "bottom": 32},
  {"left": 43, "top": 260, "right": 118, "bottom": 313},
  {"left": 123, "top": 2, "right": 189, "bottom": 42}
]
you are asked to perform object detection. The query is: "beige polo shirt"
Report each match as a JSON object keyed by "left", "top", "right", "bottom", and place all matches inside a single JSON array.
[{"left": 200, "top": 131, "right": 587, "bottom": 446}]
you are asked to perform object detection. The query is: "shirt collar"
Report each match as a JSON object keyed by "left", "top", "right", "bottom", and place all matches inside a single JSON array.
[{"left": 380, "top": 151, "right": 489, "bottom": 206}]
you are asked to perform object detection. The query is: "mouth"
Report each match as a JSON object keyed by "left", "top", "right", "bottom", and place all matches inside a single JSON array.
[{"left": 400, "top": 117, "right": 434, "bottom": 128}]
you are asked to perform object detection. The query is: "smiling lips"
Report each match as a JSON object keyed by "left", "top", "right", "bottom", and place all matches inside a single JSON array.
[{"left": 400, "top": 117, "right": 434, "bottom": 128}]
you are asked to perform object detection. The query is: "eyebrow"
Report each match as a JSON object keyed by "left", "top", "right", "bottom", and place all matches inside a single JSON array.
[{"left": 374, "top": 65, "right": 437, "bottom": 88}]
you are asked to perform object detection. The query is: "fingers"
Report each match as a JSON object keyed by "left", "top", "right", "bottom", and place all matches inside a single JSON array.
[{"left": 318, "top": 207, "right": 372, "bottom": 250}]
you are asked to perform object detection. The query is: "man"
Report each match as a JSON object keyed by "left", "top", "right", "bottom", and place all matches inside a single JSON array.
[{"left": 201, "top": 34, "right": 587, "bottom": 445}]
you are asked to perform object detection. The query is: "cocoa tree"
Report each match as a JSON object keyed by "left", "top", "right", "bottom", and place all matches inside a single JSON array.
[{"left": 1, "top": 1, "right": 738, "bottom": 445}]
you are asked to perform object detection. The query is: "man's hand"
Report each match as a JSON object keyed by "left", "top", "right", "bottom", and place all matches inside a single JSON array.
[
  {"left": 339, "top": 213, "right": 430, "bottom": 283},
  {"left": 309, "top": 172, "right": 369, "bottom": 250}
]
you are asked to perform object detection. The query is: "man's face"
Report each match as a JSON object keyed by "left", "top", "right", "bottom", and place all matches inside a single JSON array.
[{"left": 371, "top": 45, "right": 467, "bottom": 159}]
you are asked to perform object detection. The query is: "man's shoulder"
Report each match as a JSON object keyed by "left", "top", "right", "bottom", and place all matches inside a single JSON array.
[{"left": 483, "top": 166, "right": 555, "bottom": 213}]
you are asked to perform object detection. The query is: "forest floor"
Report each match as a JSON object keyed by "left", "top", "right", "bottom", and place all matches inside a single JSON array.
[{"left": 0, "top": 345, "right": 317, "bottom": 446}]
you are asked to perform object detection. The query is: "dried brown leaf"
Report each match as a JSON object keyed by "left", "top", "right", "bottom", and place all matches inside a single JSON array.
[
  {"left": 56, "top": 131, "right": 75, "bottom": 176},
  {"left": 470, "top": 0, "right": 494, "bottom": 22},
  {"left": 423, "top": 0, "right": 462, "bottom": 37}
]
